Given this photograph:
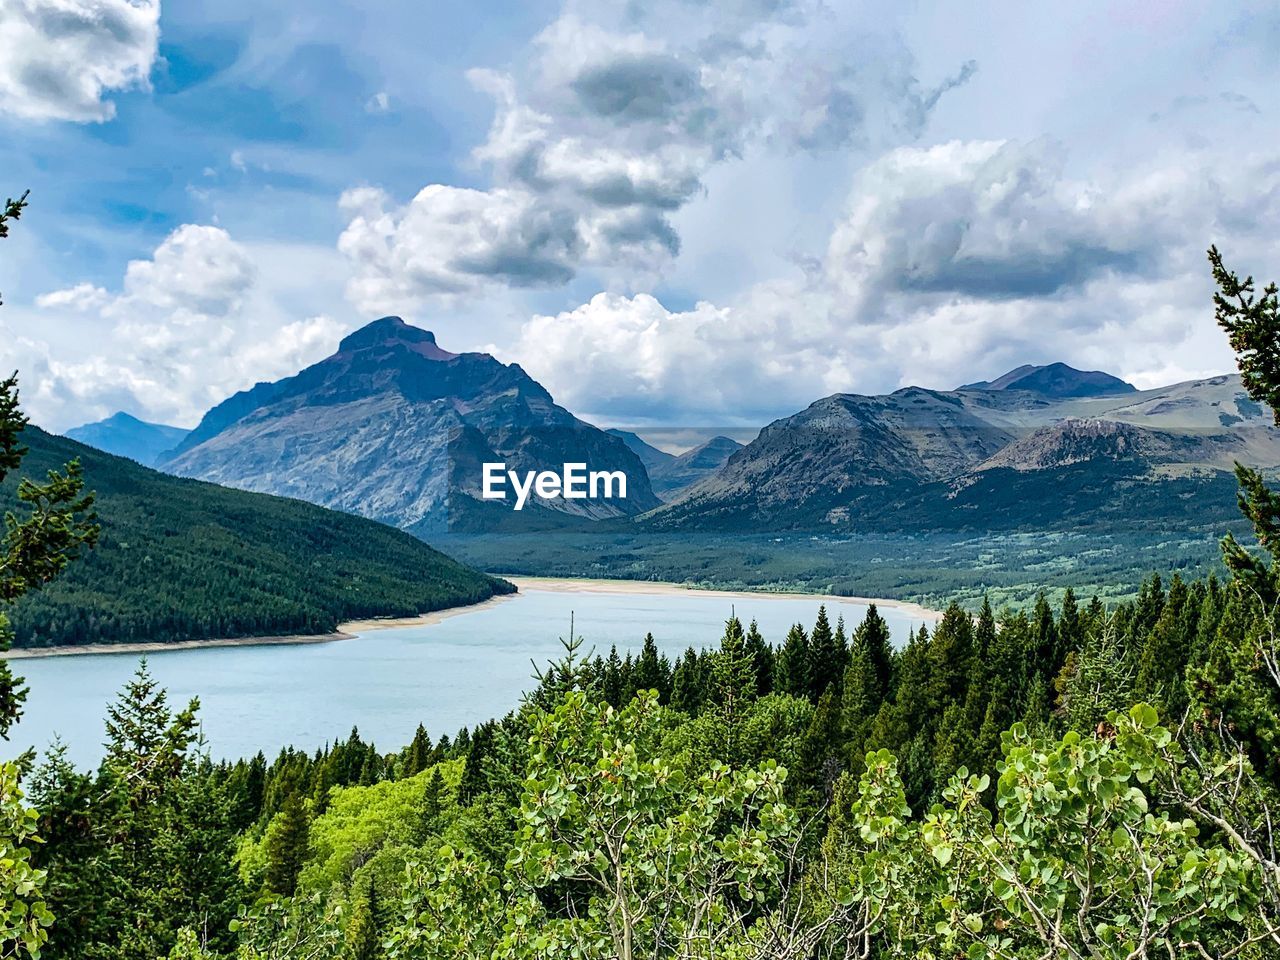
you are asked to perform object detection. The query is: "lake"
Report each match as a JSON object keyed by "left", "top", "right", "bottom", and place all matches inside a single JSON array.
[{"left": 5, "top": 582, "right": 936, "bottom": 768}]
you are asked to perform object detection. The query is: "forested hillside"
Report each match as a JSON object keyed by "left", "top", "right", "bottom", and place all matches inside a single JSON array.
[{"left": 2, "top": 427, "right": 512, "bottom": 648}]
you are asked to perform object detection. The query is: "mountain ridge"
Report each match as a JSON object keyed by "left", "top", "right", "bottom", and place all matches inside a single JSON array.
[
  {"left": 65, "top": 412, "right": 189, "bottom": 467},
  {"left": 959, "top": 361, "right": 1137, "bottom": 398}
]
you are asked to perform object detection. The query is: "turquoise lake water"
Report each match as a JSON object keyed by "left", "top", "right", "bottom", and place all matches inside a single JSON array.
[{"left": 7, "top": 585, "right": 935, "bottom": 767}]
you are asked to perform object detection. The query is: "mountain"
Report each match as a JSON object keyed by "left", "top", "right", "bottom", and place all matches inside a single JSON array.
[
  {"left": 162, "top": 318, "right": 659, "bottom": 534},
  {"left": 646, "top": 388, "right": 1014, "bottom": 529},
  {"left": 605, "top": 430, "right": 744, "bottom": 499},
  {"left": 648, "top": 436, "right": 744, "bottom": 499},
  {"left": 4, "top": 426, "right": 511, "bottom": 649},
  {"left": 65, "top": 411, "right": 188, "bottom": 466},
  {"left": 607, "top": 429, "right": 675, "bottom": 474},
  {"left": 960, "top": 362, "right": 1137, "bottom": 398},
  {"left": 647, "top": 373, "right": 1277, "bottom": 533}
]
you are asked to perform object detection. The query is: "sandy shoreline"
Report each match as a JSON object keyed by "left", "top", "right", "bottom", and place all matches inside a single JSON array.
[
  {"left": 2, "top": 577, "right": 936, "bottom": 660},
  {"left": 502, "top": 576, "right": 942, "bottom": 622}
]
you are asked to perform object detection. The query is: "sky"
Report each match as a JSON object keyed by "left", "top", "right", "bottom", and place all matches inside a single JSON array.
[{"left": 1, "top": 0, "right": 1279, "bottom": 432}]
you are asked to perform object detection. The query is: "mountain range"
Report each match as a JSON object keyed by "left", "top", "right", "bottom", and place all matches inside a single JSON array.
[
  {"left": 63, "top": 319, "right": 1279, "bottom": 539},
  {"left": 649, "top": 373, "right": 1272, "bottom": 531}
]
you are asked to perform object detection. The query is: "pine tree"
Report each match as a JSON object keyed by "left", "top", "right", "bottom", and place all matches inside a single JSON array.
[
  {"left": 709, "top": 616, "right": 758, "bottom": 759},
  {"left": 415, "top": 767, "right": 446, "bottom": 844},
  {"left": 774, "top": 623, "right": 811, "bottom": 699},
  {"left": 743, "top": 619, "right": 774, "bottom": 697},
  {"left": 924, "top": 604, "right": 973, "bottom": 722},
  {"left": 808, "top": 606, "right": 841, "bottom": 699},
  {"left": 632, "top": 633, "right": 672, "bottom": 703},
  {"left": 0, "top": 195, "right": 98, "bottom": 738},
  {"left": 1136, "top": 575, "right": 1192, "bottom": 714},
  {"left": 602, "top": 645, "right": 624, "bottom": 707},
  {"left": 263, "top": 794, "right": 310, "bottom": 896},
  {"left": 1058, "top": 588, "right": 1082, "bottom": 658},
  {"left": 670, "top": 647, "right": 705, "bottom": 714},
  {"left": 1062, "top": 615, "right": 1134, "bottom": 733},
  {"left": 800, "top": 688, "right": 844, "bottom": 797},
  {"left": 459, "top": 721, "right": 496, "bottom": 804},
  {"left": 404, "top": 724, "right": 431, "bottom": 777}
]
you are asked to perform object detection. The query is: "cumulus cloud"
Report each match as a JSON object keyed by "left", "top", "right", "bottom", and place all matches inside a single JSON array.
[
  {"left": 339, "top": 0, "right": 972, "bottom": 312},
  {"left": 508, "top": 141, "right": 1280, "bottom": 423},
  {"left": 0, "top": 0, "right": 160, "bottom": 122},
  {"left": 15, "top": 225, "right": 348, "bottom": 430}
]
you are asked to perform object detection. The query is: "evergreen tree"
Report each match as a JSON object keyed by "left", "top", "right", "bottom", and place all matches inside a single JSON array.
[
  {"left": 632, "top": 633, "right": 672, "bottom": 704},
  {"left": 404, "top": 724, "right": 431, "bottom": 777},
  {"left": 1058, "top": 588, "right": 1082, "bottom": 658},
  {"left": 924, "top": 604, "right": 973, "bottom": 721},
  {"left": 808, "top": 606, "right": 841, "bottom": 699},
  {"left": 602, "top": 645, "right": 624, "bottom": 707},
  {"left": 774, "top": 623, "right": 810, "bottom": 699},
  {"left": 262, "top": 794, "right": 310, "bottom": 896},
  {"left": 459, "top": 721, "right": 496, "bottom": 804},
  {"left": 1136, "top": 574, "right": 1192, "bottom": 714},
  {"left": 415, "top": 767, "right": 446, "bottom": 844},
  {"left": 743, "top": 619, "right": 774, "bottom": 697},
  {"left": 800, "top": 688, "right": 844, "bottom": 797},
  {"left": 346, "top": 875, "right": 381, "bottom": 960},
  {"left": 670, "top": 647, "right": 705, "bottom": 715},
  {"left": 1062, "top": 615, "right": 1134, "bottom": 733},
  {"left": 0, "top": 377, "right": 98, "bottom": 735}
]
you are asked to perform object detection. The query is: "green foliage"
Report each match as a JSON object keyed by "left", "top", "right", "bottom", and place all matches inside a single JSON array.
[
  {"left": 0, "top": 761, "right": 52, "bottom": 959},
  {"left": 919, "top": 706, "right": 1261, "bottom": 957},
  {"left": 31, "top": 663, "right": 239, "bottom": 959},
  {"left": 0, "top": 190, "right": 29, "bottom": 306},
  {"left": 1210, "top": 245, "right": 1280, "bottom": 427}
]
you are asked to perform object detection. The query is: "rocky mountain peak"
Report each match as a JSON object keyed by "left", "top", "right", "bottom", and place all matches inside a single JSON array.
[
  {"left": 961, "top": 362, "right": 1136, "bottom": 398},
  {"left": 337, "top": 316, "right": 457, "bottom": 360}
]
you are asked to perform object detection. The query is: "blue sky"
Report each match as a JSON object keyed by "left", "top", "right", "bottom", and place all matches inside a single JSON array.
[{"left": 2, "top": 0, "right": 1279, "bottom": 430}]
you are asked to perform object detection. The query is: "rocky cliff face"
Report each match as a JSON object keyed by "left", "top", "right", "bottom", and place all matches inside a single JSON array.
[{"left": 161, "top": 318, "right": 658, "bottom": 533}]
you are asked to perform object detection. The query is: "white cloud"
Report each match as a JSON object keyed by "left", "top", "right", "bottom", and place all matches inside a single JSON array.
[
  {"left": 34, "top": 281, "right": 109, "bottom": 310},
  {"left": 339, "top": 0, "right": 972, "bottom": 312},
  {"left": 13, "top": 225, "right": 349, "bottom": 431},
  {"left": 364, "top": 90, "right": 390, "bottom": 114},
  {"left": 121, "top": 224, "right": 256, "bottom": 314},
  {"left": 0, "top": 0, "right": 160, "bottom": 122},
  {"left": 509, "top": 141, "right": 1280, "bottom": 422}
]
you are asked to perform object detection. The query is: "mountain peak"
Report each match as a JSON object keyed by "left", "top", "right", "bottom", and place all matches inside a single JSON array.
[
  {"left": 960, "top": 362, "right": 1136, "bottom": 398},
  {"left": 338, "top": 317, "right": 455, "bottom": 359},
  {"left": 65, "top": 411, "right": 189, "bottom": 467}
]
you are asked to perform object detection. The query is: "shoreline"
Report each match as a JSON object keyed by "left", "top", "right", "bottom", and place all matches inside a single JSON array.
[
  {"left": 1, "top": 592, "right": 518, "bottom": 660},
  {"left": 501, "top": 576, "right": 943, "bottom": 622},
  {"left": 2, "top": 577, "right": 937, "bottom": 660}
]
